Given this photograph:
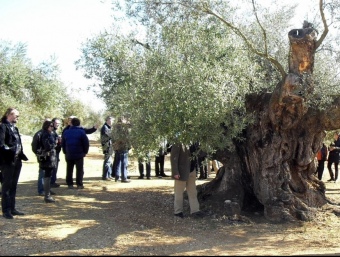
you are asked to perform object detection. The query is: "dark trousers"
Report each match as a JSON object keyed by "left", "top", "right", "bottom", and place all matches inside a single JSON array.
[
  {"left": 317, "top": 160, "right": 325, "bottom": 180},
  {"left": 66, "top": 158, "right": 84, "bottom": 186},
  {"left": 327, "top": 161, "right": 339, "bottom": 181},
  {"left": 43, "top": 168, "right": 53, "bottom": 178},
  {"left": 1, "top": 158, "right": 22, "bottom": 214},
  {"left": 155, "top": 155, "right": 165, "bottom": 176},
  {"left": 198, "top": 157, "right": 208, "bottom": 178},
  {"left": 50, "top": 154, "right": 60, "bottom": 184},
  {"left": 139, "top": 161, "right": 151, "bottom": 178}
]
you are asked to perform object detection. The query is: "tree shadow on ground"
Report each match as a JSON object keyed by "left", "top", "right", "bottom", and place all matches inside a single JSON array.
[{"left": 0, "top": 176, "right": 314, "bottom": 256}]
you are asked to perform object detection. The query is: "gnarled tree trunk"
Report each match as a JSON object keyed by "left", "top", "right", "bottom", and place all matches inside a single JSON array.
[{"left": 199, "top": 22, "right": 340, "bottom": 222}]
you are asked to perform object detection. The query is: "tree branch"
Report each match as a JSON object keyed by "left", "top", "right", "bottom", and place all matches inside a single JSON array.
[
  {"left": 199, "top": 5, "right": 287, "bottom": 79},
  {"left": 252, "top": 0, "right": 268, "bottom": 55},
  {"left": 315, "top": 0, "right": 329, "bottom": 49},
  {"left": 132, "top": 39, "right": 151, "bottom": 50}
]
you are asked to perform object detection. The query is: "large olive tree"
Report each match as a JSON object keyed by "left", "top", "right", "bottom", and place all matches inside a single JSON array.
[{"left": 78, "top": 0, "right": 340, "bottom": 222}]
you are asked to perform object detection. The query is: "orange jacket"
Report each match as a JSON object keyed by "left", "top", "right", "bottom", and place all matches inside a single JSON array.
[{"left": 317, "top": 144, "right": 328, "bottom": 161}]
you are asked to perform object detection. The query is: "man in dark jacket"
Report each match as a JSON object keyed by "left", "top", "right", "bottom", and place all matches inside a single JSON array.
[
  {"left": 327, "top": 132, "right": 340, "bottom": 182},
  {"left": 0, "top": 107, "right": 28, "bottom": 219},
  {"left": 62, "top": 118, "right": 89, "bottom": 189}
]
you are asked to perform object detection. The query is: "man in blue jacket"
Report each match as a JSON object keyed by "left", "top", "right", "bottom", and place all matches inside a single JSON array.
[{"left": 62, "top": 118, "right": 89, "bottom": 189}]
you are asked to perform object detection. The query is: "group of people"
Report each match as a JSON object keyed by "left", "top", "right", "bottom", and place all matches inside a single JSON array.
[
  {"left": 316, "top": 131, "right": 340, "bottom": 182},
  {"left": 99, "top": 118, "right": 209, "bottom": 218},
  {"left": 100, "top": 116, "right": 132, "bottom": 183},
  {"left": 0, "top": 107, "right": 209, "bottom": 219},
  {"left": 135, "top": 139, "right": 172, "bottom": 180},
  {"left": 31, "top": 115, "right": 96, "bottom": 204}
]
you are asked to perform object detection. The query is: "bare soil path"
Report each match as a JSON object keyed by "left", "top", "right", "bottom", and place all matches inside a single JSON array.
[{"left": 1, "top": 133, "right": 340, "bottom": 256}]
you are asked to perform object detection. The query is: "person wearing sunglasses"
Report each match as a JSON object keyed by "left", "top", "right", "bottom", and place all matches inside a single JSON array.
[{"left": 38, "top": 120, "right": 59, "bottom": 203}]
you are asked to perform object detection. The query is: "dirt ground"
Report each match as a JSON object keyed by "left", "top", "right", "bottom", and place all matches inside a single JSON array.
[{"left": 1, "top": 133, "right": 340, "bottom": 256}]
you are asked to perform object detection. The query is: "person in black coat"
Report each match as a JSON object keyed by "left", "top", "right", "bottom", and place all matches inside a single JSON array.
[
  {"left": 0, "top": 108, "right": 28, "bottom": 219},
  {"left": 39, "top": 120, "right": 58, "bottom": 203},
  {"left": 327, "top": 132, "right": 340, "bottom": 182}
]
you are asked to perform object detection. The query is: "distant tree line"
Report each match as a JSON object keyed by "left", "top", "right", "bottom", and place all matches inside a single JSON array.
[{"left": 0, "top": 40, "right": 102, "bottom": 135}]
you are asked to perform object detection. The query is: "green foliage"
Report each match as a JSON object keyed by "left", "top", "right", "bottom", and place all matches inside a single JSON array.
[
  {"left": 77, "top": 0, "right": 340, "bottom": 154},
  {"left": 0, "top": 41, "right": 100, "bottom": 135}
]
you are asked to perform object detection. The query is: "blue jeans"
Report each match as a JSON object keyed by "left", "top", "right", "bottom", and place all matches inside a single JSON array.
[
  {"left": 102, "top": 153, "right": 113, "bottom": 179},
  {"left": 114, "top": 151, "right": 128, "bottom": 180},
  {"left": 37, "top": 168, "right": 45, "bottom": 194}
]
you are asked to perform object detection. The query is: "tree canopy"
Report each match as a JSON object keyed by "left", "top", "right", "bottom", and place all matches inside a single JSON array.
[{"left": 76, "top": 0, "right": 340, "bottom": 157}]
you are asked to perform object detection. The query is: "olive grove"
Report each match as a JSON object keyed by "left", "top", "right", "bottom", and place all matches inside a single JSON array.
[
  {"left": 77, "top": 0, "right": 340, "bottom": 222},
  {"left": 0, "top": 41, "right": 101, "bottom": 134}
]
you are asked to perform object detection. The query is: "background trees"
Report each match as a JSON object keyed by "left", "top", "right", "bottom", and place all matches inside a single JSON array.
[{"left": 0, "top": 41, "right": 101, "bottom": 134}]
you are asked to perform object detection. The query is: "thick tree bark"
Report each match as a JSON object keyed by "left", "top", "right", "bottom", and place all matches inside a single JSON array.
[{"left": 199, "top": 22, "right": 340, "bottom": 222}]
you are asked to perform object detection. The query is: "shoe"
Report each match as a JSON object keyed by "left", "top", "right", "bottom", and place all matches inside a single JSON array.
[
  {"left": 197, "top": 176, "right": 205, "bottom": 180},
  {"left": 158, "top": 176, "right": 163, "bottom": 179},
  {"left": 138, "top": 176, "right": 144, "bottom": 179},
  {"left": 121, "top": 180, "right": 131, "bottom": 183},
  {"left": 11, "top": 209, "right": 24, "bottom": 216},
  {"left": 3, "top": 212, "right": 13, "bottom": 219},
  {"left": 147, "top": 177, "right": 152, "bottom": 180},
  {"left": 103, "top": 177, "right": 114, "bottom": 181},
  {"left": 191, "top": 211, "right": 207, "bottom": 218},
  {"left": 127, "top": 176, "right": 131, "bottom": 179},
  {"left": 50, "top": 190, "right": 56, "bottom": 195},
  {"left": 51, "top": 183, "right": 60, "bottom": 188},
  {"left": 68, "top": 185, "right": 75, "bottom": 189},
  {"left": 160, "top": 173, "right": 169, "bottom": 177},
  {"left": 327, "top": 179, "right": 335, "bottom": 182},
  {"left": 44, "top": 196, "right": 55, "bottom": 203},
  {"left": 77, "top": 185, "right": 85, "bottom": 189},
  {"left": 174, "top": 212, "right": 184, "bottom": 218},
  {"left": 115, "top": 178, "right": 121, "bottom": 182}
]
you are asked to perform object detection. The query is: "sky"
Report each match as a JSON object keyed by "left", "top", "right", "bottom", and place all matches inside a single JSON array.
[
  {"left": 0, "top": 0, "right": 115, "bottom": 112},
  {"left": 0, "top": 0, "right": 318, "bottom": 113}
]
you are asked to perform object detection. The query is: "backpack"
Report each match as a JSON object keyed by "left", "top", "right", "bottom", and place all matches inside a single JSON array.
[{"left": 31, "top": 129, "right": 43, "bottom": 155}]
